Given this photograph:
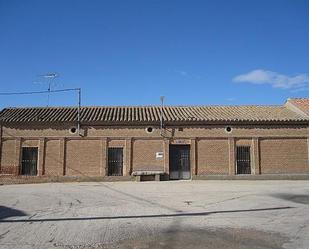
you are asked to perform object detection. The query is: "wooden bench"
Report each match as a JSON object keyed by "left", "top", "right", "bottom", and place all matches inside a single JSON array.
[{"left": 132, "top": 170, "right": 165, "bottom": 182}]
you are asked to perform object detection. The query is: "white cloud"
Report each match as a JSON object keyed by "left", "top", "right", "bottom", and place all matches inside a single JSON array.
[
  {"left": 177, "top": 70, "right": 188, "bottom": 76},
  {"left": 233, "top": 69, "right": 309, "bottom": 90},
  {"left": 173, "top": 70, "right": 202, "bottom": 80}
]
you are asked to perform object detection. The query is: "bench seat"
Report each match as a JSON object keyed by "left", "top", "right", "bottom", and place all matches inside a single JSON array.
[{"left": 132, "top": 170, "right": 165, "bottom": 181}]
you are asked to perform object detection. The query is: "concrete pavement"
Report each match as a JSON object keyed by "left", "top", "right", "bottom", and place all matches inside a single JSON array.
[{"left": 0, "top": 180, "right": 309, "bottom": 249}]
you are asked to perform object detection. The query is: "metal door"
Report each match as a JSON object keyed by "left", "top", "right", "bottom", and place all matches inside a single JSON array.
[
  {"left": 236, "top": 146, "right": 251, "bottom": 174},
  {"left": 108, "top": 148, "right": 123, "bottom": 176},
  {"left": 21, "top": 147, "right": 38, "bottom": 176},
  {"left": 169, "top": 145, "right": 190, "bottom": 180}
]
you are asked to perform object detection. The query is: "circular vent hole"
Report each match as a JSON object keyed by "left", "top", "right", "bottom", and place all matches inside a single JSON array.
[
  {"left": 146, "top": 127, "right": 153, "bottom": 133},
  {"left": 70, "top": 127, "right": 77, "bottom": 134},
  {"left": 225, "top": 126, "right": 232, "bottom": 133}
]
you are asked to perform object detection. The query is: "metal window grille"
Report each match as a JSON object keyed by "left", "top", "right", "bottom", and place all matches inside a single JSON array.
[
  {"left": 236, "top": 146, "right": 251, "bottom": 174},
  {"left": 21, "top": 147, "right": 38, "bottom": 176},
  {"left": 108, "top": 148, "right": 123, "bottom": 176}
]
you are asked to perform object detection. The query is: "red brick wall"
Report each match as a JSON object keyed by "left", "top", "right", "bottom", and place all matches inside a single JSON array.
[
  {"left": 65, "top": 139, "right": 102, "bottom": 176},
  {"left": 44, "top": 139, "right": 62, "bottom": 176},
  {"left": 22, "top": 139, "right": 39, "bottom": 147},
  {"left": 132, "top": 139, "right": 164, "bottom": 171},
  {"left": 0, "top": 139, "right": 17, "bottom": 174},
  {"left": 197, "top": 139, "right": 229, "bottom": 175},
  {"left": 260, "top": 138, "right": 309, "bottom": 174},
  {"left": 3, "top": 123, "right": 308, "bottom": 138},
  {"left": 1, "top": 123, "right": 308, "bottom": 177}
]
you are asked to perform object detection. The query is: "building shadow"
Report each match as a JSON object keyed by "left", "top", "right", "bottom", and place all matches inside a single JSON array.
[
  {"left": 0, "top": 206, "right": 293, "bottom": 223},
  {"left": 271, "top": 193, "right": 309, "bottom": 204},
  {"left": 0, "top": 206, "right": 28, "bottom": 220}
]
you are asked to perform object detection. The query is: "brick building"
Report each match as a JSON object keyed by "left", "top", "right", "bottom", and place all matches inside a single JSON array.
[{"left": 0, "top": 98, "right": 308, "bottom": 180}]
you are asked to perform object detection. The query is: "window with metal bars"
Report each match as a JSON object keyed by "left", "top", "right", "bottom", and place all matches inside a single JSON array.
[
  {"left": 236, "top": 146, "right": 251, "bottom": 174},
  {"left": 108, "top": 148, "right": 123, "bottom": 176},
  {"left": 21, "top": 147, "right": 38, "bottom": 176}
]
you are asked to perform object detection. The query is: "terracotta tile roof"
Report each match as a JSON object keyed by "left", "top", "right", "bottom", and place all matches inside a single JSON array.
[
  {"left": 286, "top": 98, "right": 309, "bottom": 116},
  {"left": 0, "top": 105, "right": 308, "bottom": 124}
]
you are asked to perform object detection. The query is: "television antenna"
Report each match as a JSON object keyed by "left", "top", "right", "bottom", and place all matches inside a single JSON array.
[
  {"left": 34, "top": 72, "right": 60, "bottom": 106},
  {"left": 0, "top": 87, "right": 82, "bottom": 136}
]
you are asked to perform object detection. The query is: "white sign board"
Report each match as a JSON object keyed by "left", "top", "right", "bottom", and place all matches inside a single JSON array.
[{"left": 156, "top": 152, "right": 164, "bottom": 159}]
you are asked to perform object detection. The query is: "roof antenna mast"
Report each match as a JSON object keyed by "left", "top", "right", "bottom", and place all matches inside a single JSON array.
[
  {"left": 38, "top": 72, "right": 59, "bottom": 107},
  {"left": 160, "top": 96, "right": 165, "bottom": 136},
  {"left": 77, "top": 88, "right": 82, "bottom": 136}
]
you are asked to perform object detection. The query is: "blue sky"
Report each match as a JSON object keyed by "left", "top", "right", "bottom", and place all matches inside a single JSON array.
[{"left": 0, "top": 0, "right": 308, "bottom": 108}]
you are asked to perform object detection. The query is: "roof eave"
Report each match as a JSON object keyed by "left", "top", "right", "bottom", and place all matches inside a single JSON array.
[{"left": 1, "top": 119, "right": 308, "bottom": 126}]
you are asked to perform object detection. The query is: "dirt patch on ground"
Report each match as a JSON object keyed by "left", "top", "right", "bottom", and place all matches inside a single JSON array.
[
  {"left": 56, "top": 227, "right": 288, "bottom": 249},
  {"left": 272, "top": 193, "right": 309, "bottom": 205}
]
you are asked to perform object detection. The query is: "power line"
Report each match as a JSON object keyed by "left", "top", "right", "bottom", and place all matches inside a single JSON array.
[
  {"left": 0, "top": 87, "right": 83, "bottom": 136},
  {"left": 0, "top": 88, "right": 80, "bottom": 95}
]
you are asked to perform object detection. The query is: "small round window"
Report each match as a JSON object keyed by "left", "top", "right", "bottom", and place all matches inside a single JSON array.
[
  {"left": 146, "top": 127, "right": 154, "bottom": 133},
  {"left": 225, "top": 126, "right": 232, "bottom": 133},
  {"left": 69, "top": 127, "right": 77, "bottom": 134}
]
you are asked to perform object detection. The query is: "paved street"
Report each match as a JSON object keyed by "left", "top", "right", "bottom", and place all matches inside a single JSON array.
[{"left": 0, "top": 180, "right": 309, "bottom": 249}]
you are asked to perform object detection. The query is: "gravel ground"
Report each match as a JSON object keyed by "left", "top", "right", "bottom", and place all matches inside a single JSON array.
[{"left": 0, "top": 180, "right": 309, "bottom": 249}]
